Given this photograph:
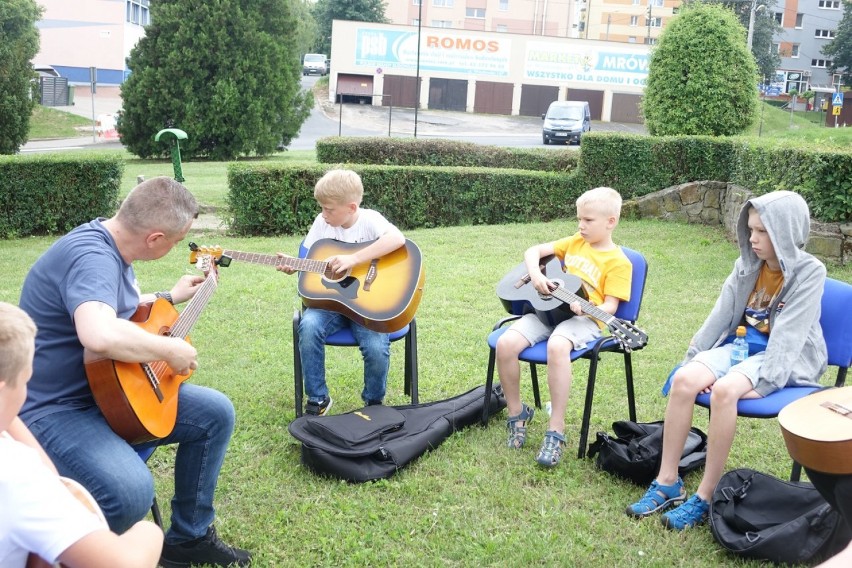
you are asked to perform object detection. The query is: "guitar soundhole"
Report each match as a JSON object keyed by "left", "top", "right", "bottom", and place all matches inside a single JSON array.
[{"left": 322, "top": 267, "right": 352, "bottom": 283}]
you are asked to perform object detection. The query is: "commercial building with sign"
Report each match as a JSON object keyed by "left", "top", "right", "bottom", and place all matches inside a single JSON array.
[{"left": 330, "top": 20, "right": 650, "bottom": 123}]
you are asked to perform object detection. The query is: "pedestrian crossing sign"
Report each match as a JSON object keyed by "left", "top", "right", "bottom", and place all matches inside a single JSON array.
[{"left": 832, "top": 92, "right": 844, "bottom": 107}]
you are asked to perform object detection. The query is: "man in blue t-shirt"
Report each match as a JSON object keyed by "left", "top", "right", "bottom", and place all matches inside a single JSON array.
[{"left": 18, "top": 177, "right": 251, "bottom": 568}]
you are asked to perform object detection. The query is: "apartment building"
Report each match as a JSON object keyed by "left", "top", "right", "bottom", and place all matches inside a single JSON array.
[
  {"left": 772, "top": 0, "right": 844, "bottom": 95},
  {"left": 33, "top": 0, "right": 149, "bottom": 85},
  {"left": 384, "top": 0, "right": 680, "bottom": 44}
]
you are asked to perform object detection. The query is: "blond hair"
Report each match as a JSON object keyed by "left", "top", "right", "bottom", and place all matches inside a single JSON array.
[
  {"left": 576, "top": 186, "right": 623, "bottom": 220},
  {"left": 0, "top": 302, "right": 36, "bottom": 387},
  {"left": 314, "top": 169, "right": 364, "bottom": 205},
  {"left": 116, "top": 177, "right": 198, "bottom": 237}
]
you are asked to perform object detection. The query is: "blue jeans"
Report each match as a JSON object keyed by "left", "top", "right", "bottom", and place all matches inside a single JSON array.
[
  {"left": 299, "top": 308, "right": 390, "bottom": 404},
  {"left": 27, "top": 383, "right": 235, "bottom": 544}
]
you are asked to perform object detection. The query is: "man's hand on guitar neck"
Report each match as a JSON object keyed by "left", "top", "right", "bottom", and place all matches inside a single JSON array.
[{"left": 170, "top": 273, "right": 206, "bottom": 304}]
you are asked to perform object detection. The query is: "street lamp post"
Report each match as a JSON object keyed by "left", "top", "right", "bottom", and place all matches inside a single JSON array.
[{"left": 414, "top": 0, "right": 423, "bottom": 137}]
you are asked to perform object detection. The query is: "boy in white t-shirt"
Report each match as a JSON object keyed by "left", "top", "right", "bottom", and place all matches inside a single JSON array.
[
  {"left": 277, "top": 169, "right": 406, "bottom": 416},
  {"left": 0, "top": 302, "right": 163, "bottom": 568}
]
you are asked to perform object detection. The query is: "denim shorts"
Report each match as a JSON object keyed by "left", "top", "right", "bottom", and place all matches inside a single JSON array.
[
  {"left": 692, "top": 344, "right": 766, "bottom": 389},
  {"left": 509, "top": 312, "right": 601, "bottom": 350}
]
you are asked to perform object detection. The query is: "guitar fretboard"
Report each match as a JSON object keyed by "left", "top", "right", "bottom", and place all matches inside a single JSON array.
[
  {"left": 549, "top": 285, "right": 613, "bottom": 324},
  {"left": 223, "top": 250, "right": 331, "bottom": 278}
]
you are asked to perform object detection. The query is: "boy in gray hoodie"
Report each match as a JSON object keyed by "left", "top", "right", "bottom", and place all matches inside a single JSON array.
[{"left": 625, "top": 190, "right": 827, "bottom": 530}]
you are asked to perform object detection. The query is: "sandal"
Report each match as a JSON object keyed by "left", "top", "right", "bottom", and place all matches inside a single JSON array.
[
  {"left": 535, "top": 430, "right": 566, "bottom": 468},
  {"left": 506, "top": 403, "right": 535, "bottom": 449},
  {"left": 625, "top": 478, "right": 686, "bottom": 518}
]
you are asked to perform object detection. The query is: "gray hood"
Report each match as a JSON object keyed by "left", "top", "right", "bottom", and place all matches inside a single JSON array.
[{"left": 736, "top": 190, "right": 811, "bottom": 277}]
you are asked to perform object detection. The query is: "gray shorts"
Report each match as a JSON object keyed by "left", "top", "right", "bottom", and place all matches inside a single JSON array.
[
  {"left": 509, "top": 312, "right": 602, "bottom": 350},
  {"left": 691, "top": 344, "right": 766, "bottom": 389}
]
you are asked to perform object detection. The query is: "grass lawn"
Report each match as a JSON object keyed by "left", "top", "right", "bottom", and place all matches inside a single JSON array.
[
  {"left": 744, "top": 101, "right": 852, "bottom": 148},
  {"left": 2, "top": 219, "right": 850, "bottom": 567},
  {"left": 28, "top": 105, "right": 93, "bottom": 140}
]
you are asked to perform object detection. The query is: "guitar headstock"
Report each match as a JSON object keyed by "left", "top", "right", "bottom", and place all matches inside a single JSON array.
[
  {"left": 607, "top": 319, "right": 649, "bottom": 351},
  {"left": 194, "top": 253, "right": 219, "bottom": 279},
  {"left": 189, "top": 242, "right": 224, "bottom": 265}
]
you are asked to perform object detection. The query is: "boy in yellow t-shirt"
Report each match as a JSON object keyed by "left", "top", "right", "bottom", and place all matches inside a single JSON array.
[{"left": 496, "top": 187, "right": 632, "bottom": 468}]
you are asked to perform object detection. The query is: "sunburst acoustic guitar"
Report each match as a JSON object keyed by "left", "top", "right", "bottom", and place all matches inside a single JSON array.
[
  {"left": 189, "top": 238, "right": 425, "bottom": 334},
  {"left": 779, "top": 386, "right": 852, "bottom": 474},
  {"left": 84, "top": 255, "right": 219, "bottom": 444}
]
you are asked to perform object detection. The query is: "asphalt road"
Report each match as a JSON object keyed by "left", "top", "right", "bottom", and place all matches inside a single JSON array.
[{"left": 21, "top": 75, "right": 646, "bottom": 153}]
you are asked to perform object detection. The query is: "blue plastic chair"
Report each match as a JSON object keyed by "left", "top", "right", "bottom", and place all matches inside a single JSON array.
[
  {"left": 482, "top": 247, "right": 649, "bottom": 458},
  {"left": 661, "top": 277, "right": 852, "bottom": 480},
  {"left": 135, "top": 446, "right": 163, "bottom": 527},
  {"left": 292, "top": 242, "right": 419, "bottom": 417}
]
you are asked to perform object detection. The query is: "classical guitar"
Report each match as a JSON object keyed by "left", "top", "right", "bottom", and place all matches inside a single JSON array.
[
  {"left": 190, "top": 238, "right": 425, "bottom": 334},
  {"left": 26, "top": 477, "right": 106, "bottom": 568},
  {"left": 496, "top": 255, "right": 648, "bottom": 351},
  {"left": 779, "top": 386, "right": 852, "bottom": 474},
  {"left": 84, "top": 255, "right": 219, "bottom": 444}
]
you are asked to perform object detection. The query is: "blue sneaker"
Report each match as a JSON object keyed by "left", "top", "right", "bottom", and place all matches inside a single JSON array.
[
  {"left": 625, "top": 478, "right": 686, "bottom": 518},
  {"left": 661, "top": 494, "right": 709, "bottom": 530}
]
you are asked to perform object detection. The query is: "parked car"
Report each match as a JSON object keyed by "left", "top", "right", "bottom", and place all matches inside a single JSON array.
[
  {"left": 302, "top": 53, "right": 328, "bottom": 76},
  {"left": 541, "top": 101, "right": 591, "bottom": 145}
]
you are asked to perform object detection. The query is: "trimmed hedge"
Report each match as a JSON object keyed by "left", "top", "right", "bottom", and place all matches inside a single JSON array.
[
  {"left": 0, "top": 154, "right": 124, "bottom": 237},
  {"left": 581, "top": 132, "right": 852, "bottom": 222},
  {"left": 315, "top": 137, "right": 579, "bottom": 173},
  {"left": 227, "top": 162, "right": 581, "bottom": 236}
]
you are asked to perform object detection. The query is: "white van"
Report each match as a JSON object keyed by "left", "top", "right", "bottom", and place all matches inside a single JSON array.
[
  {"left": 302, "top": 53, "right": 328, "bottom": 76},
  {"left": 541, "top": 101, "right": 591, "bottom": 145}
]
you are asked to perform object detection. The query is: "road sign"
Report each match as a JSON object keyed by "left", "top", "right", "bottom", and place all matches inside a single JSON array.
[
  {"left": 833, "top": 106, "right": 842, "bottom": 116},
  {"left": 832, "top": 92, "right": 844, "bottom": 107}
]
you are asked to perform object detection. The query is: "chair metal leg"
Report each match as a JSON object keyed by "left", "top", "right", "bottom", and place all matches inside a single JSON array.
[
  {"left": 624, "top": 352, "right": 637, "bottom": 422},
  {"left": 529, "top": 364, "right": 542, "bottom": 409},
  {"left": 577, "top": 355, "right": 600, "bottom": 459},
  {"left": 483, "top": 347, "right": 497, "bottom": 425},
  {"left": 293, "top": 310, "right": 303, "bottom": 418},
  {"left": 790, "top": 461, "right": 803, "bottom": 482},
  {"left": 151, "top": 496, "right": 163, "bottom": 528},
  {"left": 405, "top": 319, "right": 419, "bottom": 404}
]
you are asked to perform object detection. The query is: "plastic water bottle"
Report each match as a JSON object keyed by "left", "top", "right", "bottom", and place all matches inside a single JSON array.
[{"left": 731, "top": 325, "right": 748, "bottom": 366}]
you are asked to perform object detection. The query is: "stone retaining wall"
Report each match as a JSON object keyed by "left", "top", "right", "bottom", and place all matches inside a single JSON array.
[{"left": 623, "top": 181, "right": 852, "bottom": 265}]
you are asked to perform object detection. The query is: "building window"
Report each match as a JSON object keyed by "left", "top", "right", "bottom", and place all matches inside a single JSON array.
[
  {"left": 126, "top": 0, "right": 149, "bottom": 25},
  {"left": 413, "top": 0, "right": 421, "bottom": 4},
  {"left": 645, "top": 17, "right": 662, "bottom": 28},
  {"left": 433, "top": 0, "right": 453, "bottom": 6},
  {"left": 811, "top": 58, "right": 832, "bottom": 68},
  {"left": 773, "top": 12, "right": 783, "bottom": 24},
  {"left": 412, "top": 18, "right": 420, "bottom": 25},
  {"left": 817, "top": 0, "right": 841, "bottom": 8},
  {"left": 632, "top": 0, "right": 640, "bottom": 5},
  {"left": 628, "top": 36, "right": 637, "bottom": 43},
  {"left": 815, "top": 29, "right": 837, "bottom": 39},
  {"left": 650, "top": 0, "right": 664, "bottom": 7},
  {"left": 645, "top": 37, "right": 657, "bottom": 45},
  {"left": 791, "top": 44, "right": 799, "bottom": 57},
  {"left": 795, "top": 13, "right": 803, "bottom": 28},
  {"left": 499, "top": 0, "right": 509, "bottom": 10},
  {"left": 630, "top": 15, "right": 639, "bottom": 26},
  {"left": 496, "top": 24, "right": 508, "bottom": 31},
  {"left": 431, "top": 19, "right": 453, "bottom": 27},
  {"left": 771, "top": 43, "right": 780, "bottom": 54},
  {"left": 465, "top": 7, "right": 485, "bottom": 18}
]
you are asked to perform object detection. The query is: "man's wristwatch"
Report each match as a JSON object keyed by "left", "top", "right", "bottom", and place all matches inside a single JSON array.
[{"left": 154, "top": 291, "right": 174, "bottom": 305}]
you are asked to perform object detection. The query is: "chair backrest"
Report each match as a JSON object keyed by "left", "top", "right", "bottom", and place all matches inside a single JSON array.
[
  {"left": 614, "top": 246, "right": 648, "bottom": 322},
  {"left": 298, "top": 241, "right": 309, "bottom": 259},
  {"left": 820, "top": 277, "right": 852, "bottom": 369}
]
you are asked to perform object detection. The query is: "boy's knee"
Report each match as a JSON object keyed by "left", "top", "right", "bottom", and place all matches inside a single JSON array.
[{"left": 546, "top": 335, "right": 573, "bottom": 357}]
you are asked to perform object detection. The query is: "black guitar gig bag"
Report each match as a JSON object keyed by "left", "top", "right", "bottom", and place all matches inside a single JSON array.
[{"left": 288, "top": 384, "right": 506, "bottom": 482}]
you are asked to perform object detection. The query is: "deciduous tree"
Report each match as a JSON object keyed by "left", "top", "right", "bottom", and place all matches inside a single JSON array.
[
  {"left": 311, "top": 0, "right": 387, "bottom": 56},
  {"left": 642, "top": 3, "right": 759, "bottom": 136},
  {"left": 823, "top": 0, "right": 852, "bottom": 87},
  {"left": 118, "top": 0, "right": 312, "bottom": 160},
  {"left": 0, "top": 0, "right": 41, "bottom": 155}
]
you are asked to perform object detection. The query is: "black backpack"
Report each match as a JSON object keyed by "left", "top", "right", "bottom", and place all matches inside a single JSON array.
[
  {"left": 710, "top": 468, "right": 852, "bottom": 565},
  {"left": 586, "top": 420, "right": 707, "bottom": 485},
  {"left": 288, "top": 384, "right": 506, "bottom": 483}
]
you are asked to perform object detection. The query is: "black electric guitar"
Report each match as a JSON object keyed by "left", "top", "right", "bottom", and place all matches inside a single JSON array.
[{"left": 496, "top": 255, "right": 648, "bottom": 351}]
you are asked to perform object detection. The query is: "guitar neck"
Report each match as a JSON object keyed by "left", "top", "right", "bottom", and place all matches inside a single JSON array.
[
  {"left": 223, "top": 250, "right": 327, "bottom": 276},
  {"left": 549, "top": 286, "right": 613, "bottom": 325},
  {"left": 167, "top": 271, "right": 218, "bottom": 339}
]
